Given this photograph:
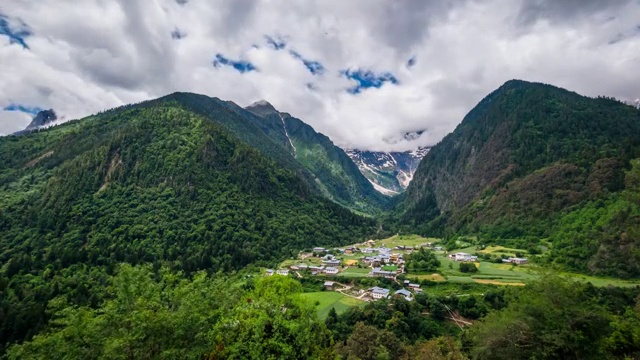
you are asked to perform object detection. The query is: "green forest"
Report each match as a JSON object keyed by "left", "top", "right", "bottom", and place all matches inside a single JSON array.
[
  {"left": 395, "top": 80, "right": 640, "bottom": 278},
  {"left": 5, "top": 266, "right": 640, "bottom": 359},
  {"left": 1, "top": 81, "right": 640, "bottom": 358}
]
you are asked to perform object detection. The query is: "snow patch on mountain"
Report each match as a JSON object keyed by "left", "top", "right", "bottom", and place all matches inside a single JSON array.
[
  {"left": 368, "top": 179, "right": 400, "bottom": 196},
  {"left": 345, "top": 146, "right": 429, "bottom": 195}
]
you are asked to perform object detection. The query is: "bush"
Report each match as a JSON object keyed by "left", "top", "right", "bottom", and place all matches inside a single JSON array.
[{"left": 459, "top": 262, "right": 478, "bottom": 273}]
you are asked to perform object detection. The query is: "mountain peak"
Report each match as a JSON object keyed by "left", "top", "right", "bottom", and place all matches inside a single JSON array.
[
  {"left": 245, "top": 100, "right": 278, "bottom": 117},
  {"left": 26, "top": 109, "right": 57, "bottom": 130},
  {"left": 13, "top": 109, "right": 58, "bottom": 135}
]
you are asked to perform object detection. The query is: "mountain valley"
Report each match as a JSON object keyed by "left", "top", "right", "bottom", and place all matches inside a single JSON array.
[{"left": 2, "top": 80, "right": 640, "bottom": 359}]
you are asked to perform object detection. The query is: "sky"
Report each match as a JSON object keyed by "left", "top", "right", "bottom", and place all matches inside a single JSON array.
[{"left": 1, "top": 0, "right": 639, "bottom": 151}]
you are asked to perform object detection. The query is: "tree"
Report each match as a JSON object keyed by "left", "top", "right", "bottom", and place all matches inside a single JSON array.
[
  {"left": 210, "top": 276, "right": 330, "bottom": 359},
  {"left": 336, "top": 322, "right": 406, "bottom": 360},
  {"left": 458, "top": 263, "right": 477, "bottom": 273},
  {"left": 407, "top": 249, "right": 441, "bottom": 273},
  {"left": 468, "top": 275, "right": 612, "bottom": 359},
  {"left": 409, "top": 336, "right": 467, "bottom": 360}
]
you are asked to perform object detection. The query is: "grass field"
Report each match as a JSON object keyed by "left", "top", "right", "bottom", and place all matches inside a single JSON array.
[
  {"left": 409, "top": 273, "right": 447, "bottom": 282},
  {"left": 377, "top": 234, "right": 441, "bottom": 248},
  {"left": 478, "top": 245, "right": 527, "bottom": 257},
  {"left": 300, "top": 292, "right": 366, "bottom": 319},
  {"left": 339, "top": 267, "right": 370, "bottom": 278}
]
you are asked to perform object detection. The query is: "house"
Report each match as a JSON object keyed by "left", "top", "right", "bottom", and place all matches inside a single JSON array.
[
  {"left": 324, "top": 281, "right": 335, "bottom": 290},
  {"left": 323, "top": 259, "right": 341, "bottom": 267},
  {"left": 434, "top": 246, "right": 443, "bottom": 251},
  {"left": 394, "top": 289, "right": 413, "bottom": 301},
  {"left": 365, "top": 239, "right": 376, "bottom": 247},
  {"left": 408, "top": 283, "right": 420, "bottom": 290},
  {"left": 421, "top": 242, "right": 432, "bottom": 248},
  {"left": 370, "top": 267, "right": 395, "bottom": 279},
  {"left": 324, "top": 267, "right": 339, "bottom": 275},
  {"left": 309, "top": 265, "right": 325, "bottom": 272},
  {"left": 313, "top": 247, "right": 327, "bottom": 253},
  {"left": 404, "top": 280, "right": 410, "bottom": 285},
  {"left": 369, "top": 287, "right": 390, "bottom": 300},
  {"left": 322, "top": 254, "right": 335, "bottom": 261},
  {"left": 504, "top": 257, "right": 528, "bottom": 265},
  {"left": 276, "top": 269, "right": 289, "bottom": 276},
  {"left": 448, "top": 252, "right": 476, "bottom": 262},
  {"left": 265, "top": 269, "right": 274, "bottom": 276},
  {"left": 296, "top": 264, "right": 308, "bottom": 269},
  {"left": 361, "top": 247, "right": 374, "bottom": 254},
  {"left": 345, "top": 246, "right": 357, "bottom": 254},
  {"left": 290, "top": 266, "right": 299, "bottom": 271}
]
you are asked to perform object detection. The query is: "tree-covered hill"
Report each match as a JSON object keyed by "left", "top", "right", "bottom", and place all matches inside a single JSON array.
[
  {"left": 245, "top": 100, "right": 389, "bottom": 213},
  {"left": 395, "top": 80, "right": 640, "bottom": 277},
  {"left": 0, "top": 96, "right": 376, "bottom": 351}
]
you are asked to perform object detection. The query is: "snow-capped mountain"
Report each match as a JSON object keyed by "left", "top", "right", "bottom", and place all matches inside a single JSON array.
[{"left": 345, "top": 147, "right": 429, "bottom": 195}]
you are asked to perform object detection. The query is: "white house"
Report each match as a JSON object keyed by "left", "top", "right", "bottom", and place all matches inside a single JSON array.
[
  {"left": 394, "top": 289, "right": 413, "bottom": 301},
  {"left": 504, "top": 257, "right": 528, "bottom": 265},
  {"left": 448, "top": 252, "right": 478, "bottom": 262},
  {"left": 265, "top": 269, "right": 274, "bottom": 276},
  {"left": 324, "top": 267, "right": 339, "bottom": 275},
  {"left": 313, "top": 247, "right": 327, "bottom": 253},
  {"left": 369, "top": 287, "right": 390, "bottom": 300},
  {"left": 370, "top": 267, "right": 395, "bottom": 279},
  {"left": 323, "top": 259, "right": 341, "bottom": 267},
  {"left": 276, "top": 269, "right": 289, "bottom": 276}
]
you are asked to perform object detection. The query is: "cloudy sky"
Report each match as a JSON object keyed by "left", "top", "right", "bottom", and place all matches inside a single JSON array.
[{"left": 1, "top": 0, "right": 639, "bottom": 151}]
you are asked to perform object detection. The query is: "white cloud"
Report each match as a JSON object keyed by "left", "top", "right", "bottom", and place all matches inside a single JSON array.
[{"left": 0, "top": 0, "right": 638, "bottom": 151}]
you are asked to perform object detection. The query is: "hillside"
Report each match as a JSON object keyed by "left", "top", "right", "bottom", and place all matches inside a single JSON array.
[
  {"left": 397, "top": 80, "right": 640, "bottom": 277},
  {"left": 0, "top": 95, "right": 377, "bottom": 351},
  {"left": 245, "top": 100, "right": 389, "bottom": 212},
  {"left": 346, "top": 147, "right": 429, "bottom": 195}
]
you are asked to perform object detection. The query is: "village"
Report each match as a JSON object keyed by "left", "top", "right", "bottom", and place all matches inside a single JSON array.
[{"left": 266, "top": 235, "right": 529, "bottom": 303}]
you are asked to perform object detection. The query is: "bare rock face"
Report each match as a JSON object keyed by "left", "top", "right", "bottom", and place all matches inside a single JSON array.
[{"left": 25, "top": 109, "right": 57, "bottom": 130}]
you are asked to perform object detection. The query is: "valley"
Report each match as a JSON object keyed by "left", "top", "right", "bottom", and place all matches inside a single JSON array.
[{"left": 1, "top": 80, "right": 639, "bottom": 359}]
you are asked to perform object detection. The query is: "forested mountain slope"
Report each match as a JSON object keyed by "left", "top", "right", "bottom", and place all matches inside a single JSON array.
[
  {"left": 396, "top": 80, "right": 640, "bottom": 277},
  {"left": 0, "top": 95, "right": 376, "bottom": 351},
  {"left": 245, "top": 100, "right": 389, "bottom": 212}
]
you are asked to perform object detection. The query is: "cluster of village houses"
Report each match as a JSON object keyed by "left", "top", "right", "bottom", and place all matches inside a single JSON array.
[
  {"left": 321, "top": 280, "right": 423, "bottom": 302},
  {"left": 265, "top": 241, "right": 528, "bottom": 301}
]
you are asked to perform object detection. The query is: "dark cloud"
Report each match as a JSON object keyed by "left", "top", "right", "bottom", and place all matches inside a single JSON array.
[
  {"left": 374, "top": 1, "right": 465, "bottom": 53},
  {"left": 406, "top": 56, "right": 416, "bottom": 68},
  {"left": 265, "top": 35, "right": 286, "bottom": 50},
  {"left": 517, "top": 0, "right": 633, "bottom": 25},
  {"left": 217, "top": 0, "right": 258, "bottom": 36},
  {"left": 171, "top": 27, "right": 186, "bottom": 39}
]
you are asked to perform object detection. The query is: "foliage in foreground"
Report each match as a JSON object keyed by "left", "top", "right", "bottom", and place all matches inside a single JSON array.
[
  {"left": 467, "top": 276, "right": 640, "bottom": 360},
  {"left": 6, "top": 267, "right": 640, "bottom": 359}
]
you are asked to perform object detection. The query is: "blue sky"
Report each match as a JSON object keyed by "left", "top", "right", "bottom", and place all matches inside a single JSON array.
[
  {"left": 0, "top": 13, "right": 31, "bottom": 49},
  {"left": 3, "top": 104, "right": 43, "bottom": 115}
]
